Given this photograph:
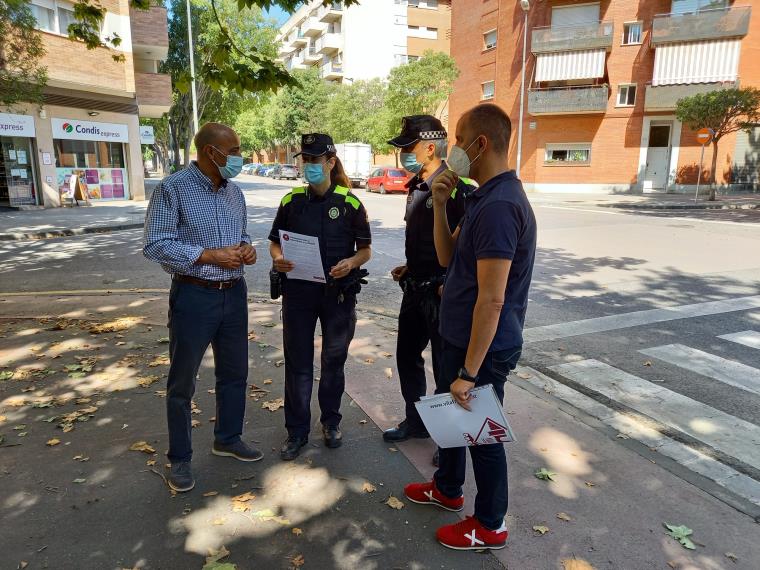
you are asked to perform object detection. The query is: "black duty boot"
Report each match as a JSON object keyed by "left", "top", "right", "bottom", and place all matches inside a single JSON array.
[
  {"left": 382, "top": 419, "right": 430, "bottom": 443},
  {"left": 280, "top": 435, "right": 308, "bottom": 461},
  {"left": 322, "top": 425, "right": 343, "bottom": 449}
]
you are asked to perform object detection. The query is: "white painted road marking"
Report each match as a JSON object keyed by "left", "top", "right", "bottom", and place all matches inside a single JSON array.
[
  {"left": 640, "top": 344, "right": 760, "bottom": 397},
  {"left": 516, "top": 366, "right": 760, "bottom": 507},
  {"left": 719, "top": 330, "right": 760, "bottom": 351},
  {"left": 523, "top": 295, "right": 760, "bottom": 344},
  {"left": 549, "top": 359, "right": 760, "bottom": 472}
]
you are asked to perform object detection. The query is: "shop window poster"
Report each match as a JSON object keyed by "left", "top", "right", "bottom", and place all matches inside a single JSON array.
[{"left": 56, "top": 167, "right": 129, "bottom": 200}]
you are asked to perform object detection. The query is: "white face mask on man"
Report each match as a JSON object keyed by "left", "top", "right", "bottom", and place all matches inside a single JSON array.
[{"left": 447, "top": 137, "right": 482, "bottom": 178}]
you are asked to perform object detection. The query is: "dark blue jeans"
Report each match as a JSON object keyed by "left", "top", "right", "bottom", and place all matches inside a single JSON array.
[
  {"left": 433, "top": 339, "right": 521, "bottom": 530},
  {"left": 396, "top": 289, "right": 442, "bottom": 432},
  {"left": 166, "top": 279, "right": 248, "bottom": 464},
  {"left": 282, "top": 280, "right": 357, "bottom": 438}
]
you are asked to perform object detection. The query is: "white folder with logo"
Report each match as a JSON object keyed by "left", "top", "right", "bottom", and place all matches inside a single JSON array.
[{"left": 415, "top": 385, "right": 516, "bottom": 449}]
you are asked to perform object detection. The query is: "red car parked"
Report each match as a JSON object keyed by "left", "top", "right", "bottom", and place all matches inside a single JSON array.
[{"left": 366, "top": 166, "right": 412, "bottom": 194}]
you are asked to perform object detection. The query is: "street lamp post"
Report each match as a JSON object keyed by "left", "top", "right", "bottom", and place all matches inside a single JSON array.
[
  {"left": 186, "top": 0, "right": 199, "bottom": 134},
  {"left": 516, "top": 0, "right": 530, "bottom": 180}
]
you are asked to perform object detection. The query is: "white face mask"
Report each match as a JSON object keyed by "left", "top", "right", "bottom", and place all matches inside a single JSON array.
[{"left": 447, "top": 137, "right": 482, "bottom": 177}]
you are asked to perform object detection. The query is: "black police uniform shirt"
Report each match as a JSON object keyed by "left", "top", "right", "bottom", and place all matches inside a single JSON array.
[
  {"left": 269, "top": 183, "right": 372, "bottom": 276},
  {"left": 404, "top": 161, "right": 471, "bottom": 279}
]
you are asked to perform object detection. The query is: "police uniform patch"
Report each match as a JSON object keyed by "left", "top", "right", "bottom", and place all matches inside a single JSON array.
[
  {"left": 328, "top": 206, "right": 340, "bottom": 220},
  {"left": 426, "top": 196, "right": 433, "bottom": 208},
  {"left": 305, "top": 135, "right": 315, "bottom": 144}
]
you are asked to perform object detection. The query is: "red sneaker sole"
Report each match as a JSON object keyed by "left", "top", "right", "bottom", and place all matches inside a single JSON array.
[
  {"left": 438, "top": 540, "right": 507, "bottom": 551},
  {"left": 405, "top": 494, "right": 464, "bottom": 512}
]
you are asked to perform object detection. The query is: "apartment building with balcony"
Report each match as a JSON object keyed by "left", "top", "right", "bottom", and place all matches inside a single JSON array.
[
  {"left": 449, "top": 0, "right": 759, "bottom": 194},
  {"left": 0, "top": 0, "right": 171, "bottom": 207},
  {"left": 275, "top": 0, "right": 452, "bottom": 85}
]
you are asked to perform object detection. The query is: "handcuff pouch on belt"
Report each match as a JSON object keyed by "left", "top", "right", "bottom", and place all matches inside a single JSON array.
[
  {"left": 400, "top": 274, "right": 445, "bottom": 322},
  {"left": 272, "top": 268, "right": 369, "bottom": 303}
]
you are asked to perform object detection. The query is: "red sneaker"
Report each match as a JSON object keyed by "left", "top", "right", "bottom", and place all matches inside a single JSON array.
[
  {"left": 436, "top": 516, "right": 508, "bottom": 550},
  {"left": 404, "top": 481, "right": 464, "bottom": 512}
]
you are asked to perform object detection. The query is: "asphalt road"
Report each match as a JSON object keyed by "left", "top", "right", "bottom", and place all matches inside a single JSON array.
[{"left": 2, "top": 177, "right": 760, "bottom": 509}]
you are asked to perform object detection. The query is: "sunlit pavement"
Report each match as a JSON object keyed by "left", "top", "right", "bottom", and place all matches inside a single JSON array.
[
  {"left": 2, "top": 177, "right": 760, "bottom": 568},
  {"left": 1, "top": 291, "right": 759, "bottom": 569}
]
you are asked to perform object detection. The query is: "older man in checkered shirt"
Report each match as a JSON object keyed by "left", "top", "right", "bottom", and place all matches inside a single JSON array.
[{"left": 143, "top": 122, "right": 262, "bottom": 493}]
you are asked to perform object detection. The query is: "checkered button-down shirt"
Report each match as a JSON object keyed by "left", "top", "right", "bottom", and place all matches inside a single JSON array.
[{"left": 143, "top": 162, "right": 251, "bottom": 281}]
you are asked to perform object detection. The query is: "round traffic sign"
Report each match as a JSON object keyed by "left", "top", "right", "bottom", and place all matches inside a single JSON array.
[{"left": 696, "top": 128, "right": 714, "bottom": 145}]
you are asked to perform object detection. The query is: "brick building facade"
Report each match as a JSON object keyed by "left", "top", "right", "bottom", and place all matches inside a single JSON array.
[
  {"left": 0, "top": 1, "right": 171, "bottom": 207},
  {"left": 449, "top": 0, "right": 759, "bottom": 194}
]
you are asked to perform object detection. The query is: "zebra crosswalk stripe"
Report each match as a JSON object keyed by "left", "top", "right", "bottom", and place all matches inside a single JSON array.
[
  {"left": 516, "top": 366, "right": 760, "bottom": 507},
  {"left": 549, "top": 359, "right": 760, "bottom": 472},
  {"left": 640, "top": 344, "right": 760, "bottom": 397},
  {"left": 718, "top": 330, "right": 760, "bottom": 350}
]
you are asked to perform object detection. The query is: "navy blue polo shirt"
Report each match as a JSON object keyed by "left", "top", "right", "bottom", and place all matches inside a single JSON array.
[{"left": 439, "top": 170, "right": 537, "bottom": 351}]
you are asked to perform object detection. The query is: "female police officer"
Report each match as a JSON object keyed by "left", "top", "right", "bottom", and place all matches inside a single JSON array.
[{"left": 269, "top": 133, "right": 372, "bottom": 461}]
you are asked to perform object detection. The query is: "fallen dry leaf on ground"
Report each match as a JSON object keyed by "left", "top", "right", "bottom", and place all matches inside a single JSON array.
[
  {"left": 89, "top": 317, "right": 142, "bottom": 334},
  {"left": 384, "top": 368, "right": 393, "bottom": 379},
  {"left": 532, "top": 525, "right": 549, "bottom": 535},
  {"left": 148, "top": 354, "right": 170, "bottom": 367},
  {"left": 725, "top": 552, "right": 738, "bottom": 563},
  {"left": 289, "top": 554, "right": 305, "bottom": 569},
  {"left": 262, "top": 398, "right": 285, "bottom": 412},
  {"left": 364, "top": 358, "right": 375, "bottom": 364},
  {"left": 137, "top": 375, "right": 161, "bottom": 388},
  {"left": 292, "top": 527, "right": 303, "bottom": 536},
  {"left": 263, "top": 379, "right": 272, "bottom": 385},
  {"left": 561, "top": 559, "right": 595, "bottom": 570},
  {"left": 203, "top": 491, "right": 219, "bottom": 497},
  {"left": 362, "top": 482, "right": 377, "bottom": 493},
  {"left": 556, "top": 512, "right": 572, "bottom": 522},
  {"left": 516, "top": 371, "right": 533, "bottom": 379},
  {"left": 585, "top": 481, "right": 596, "bottom": 487},
  {"left": 252, "top": 508, "right": 291, "bottom": 525},
  {"left": 274, "top": 360, "right": 285, "bottom": 367},
  {"left": 46, "top": 438, "right": 61, "bottom": 447},
  {"left": 191, "top": 419, "right": 202, "bottom": 428},
  {"left": 385, "top": 496, "right": 404, "bottom": 510},
  {"left": 129, "top": 441, "right": 156, "bottom": 454},
  {"left": 380, "top": 352, "right": 392, "bottom": 358}
]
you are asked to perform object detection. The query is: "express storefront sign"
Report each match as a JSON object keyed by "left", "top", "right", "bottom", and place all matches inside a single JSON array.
[
  {"left": 0, "top": 113, "right": 36, "bottom": 138},
  {"left": 51, "top": 118, "right": 129, "bottom": 142}
]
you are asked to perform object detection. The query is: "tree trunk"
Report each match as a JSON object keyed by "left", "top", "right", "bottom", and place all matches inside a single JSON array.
[
  {"left": 709, "top": 139, "right": 719, "bottom": 201},
  {"left": 183, "top": 134, "right": 192, "bottom": 168}
]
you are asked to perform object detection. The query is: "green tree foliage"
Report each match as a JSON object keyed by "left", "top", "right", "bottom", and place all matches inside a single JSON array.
[
  {"left": 63, "top": 0, "right": 360, "bottom": 94},
  {"left": 235, "top": 101, "right": 277, "bottom": 161},
  {"left": 270, "top": 68, "right": 334, "bottom": 148},
  {"left": 0, "top": 0, "right": 47, "bottom": 110},
  {"left": 163, "top": 0, "right": 279, "bottom": 168},
  {"left": 676, "top": 87, "right": 760, "bottom": 200},
  {"left": 386, "top": 50, "right": 459, "bottom": 117}
]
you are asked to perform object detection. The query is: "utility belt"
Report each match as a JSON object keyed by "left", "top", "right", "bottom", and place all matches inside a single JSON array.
[
  {"left": 400, "top": 273, "right": 445, "bottom": 295},
  {"left": 270, "top": 268, "right": 369, "bottom": 302}
]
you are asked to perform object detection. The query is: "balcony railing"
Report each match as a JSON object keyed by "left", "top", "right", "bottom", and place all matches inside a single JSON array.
[
  {"left": 315, "top": 33, "right": 342, "bottom": 54},
  {"left": 532, "top": 21, "right": 614, "bottom": 54},
  {"left": 651, "top": 6, "right": 751, "bottom": 45},
  {"left": 321, "top": 61, "right": 343, "bottom": 79},
  {"left": 528, "top": 85, "right": 609, "bottom": 115},
  {"left": 303, "top": 17, "right": 327, "bottom": 37},
  {"left": 644, "top": 80, "right": 739, "bottom": 111},
  {"left": 318, "top": 2, "right": 343, "bottom": 22}
]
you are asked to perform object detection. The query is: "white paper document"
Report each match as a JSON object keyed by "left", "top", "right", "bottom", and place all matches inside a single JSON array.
[
  {"left": 415, "top": 385, "right": 515, "bottom": 448},
  {"left": 279, "top": 230, "right": 326, "bottom": 283}
]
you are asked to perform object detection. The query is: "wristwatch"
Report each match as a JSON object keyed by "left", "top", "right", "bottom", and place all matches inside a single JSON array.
[{"left": 458, "top": 366, "right": 478, "bottom": 383}]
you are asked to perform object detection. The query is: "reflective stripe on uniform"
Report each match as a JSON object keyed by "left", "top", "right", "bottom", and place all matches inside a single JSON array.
[
  {"left": 459, "top": 177, "right": 478, "bottom": 187},
  {"left": 335, "top": 185, "right": 361, "bottom": 210},
  {"left": 281, "top": 186, "right": 307, "bottom": 206}
]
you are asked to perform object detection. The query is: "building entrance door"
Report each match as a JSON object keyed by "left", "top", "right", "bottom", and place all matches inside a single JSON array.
[
  {"left": 644, "top": 123, "right": 672, "bottom": 193},
  {"left": 0, "top": 136, "right": 38, "bottom": 207}
]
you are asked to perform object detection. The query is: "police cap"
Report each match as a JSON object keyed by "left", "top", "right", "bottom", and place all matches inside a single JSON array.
[
  {"left": 387, "top": 115, "right": 447, "bottom": 148},
  {"left": 294, "top": 133, "right": 336, "bottom": 158}
]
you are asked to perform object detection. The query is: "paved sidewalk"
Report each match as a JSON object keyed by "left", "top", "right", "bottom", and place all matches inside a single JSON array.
[
  {"left": 1, "top": 290, "right": 758, "bottom": 569},
  {"left": 527, "top": 192, "right": 760, "bottom": 210}
]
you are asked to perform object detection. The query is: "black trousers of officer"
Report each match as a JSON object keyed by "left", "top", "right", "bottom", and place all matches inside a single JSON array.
[
  {"left": 396, "top": 287, "right": 443, "bottom": 433},
  {"left": 282, "top": 279, "right": 357, "bottom": 438}
]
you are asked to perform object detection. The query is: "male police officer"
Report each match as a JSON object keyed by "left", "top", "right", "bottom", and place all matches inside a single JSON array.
[{"left": 383, "top": 116, "right": 476, "bottom": 463}]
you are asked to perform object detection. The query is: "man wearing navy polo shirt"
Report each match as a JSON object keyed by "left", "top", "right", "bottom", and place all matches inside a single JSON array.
[{"left": 404, "top": 104, "right": 536, "bottom": 551}]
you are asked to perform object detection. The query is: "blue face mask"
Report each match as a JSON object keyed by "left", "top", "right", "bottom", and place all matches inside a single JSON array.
[
  {"left": 400, "top": 152, "right": 422, "bottom": 174},
  {"left": 304, "top": 163, "right": 327, "bottom": 185},
  {"left": 211, "top": 146, "right": 244, "bottom": 179}
]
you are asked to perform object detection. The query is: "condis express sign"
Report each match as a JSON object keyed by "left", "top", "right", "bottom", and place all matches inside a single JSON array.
[{"left": 52, "top": 118, "right": 129, "bottom": 142}]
